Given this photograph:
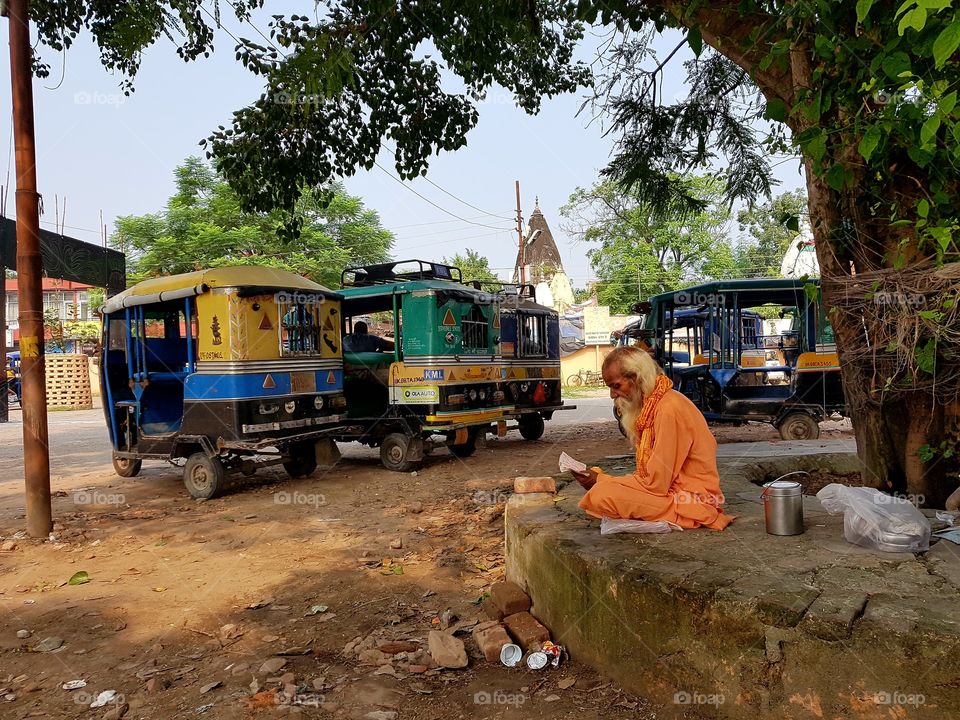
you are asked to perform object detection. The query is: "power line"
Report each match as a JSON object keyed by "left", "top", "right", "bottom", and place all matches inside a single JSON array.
[
  {"left": 380, "top": 142, "right": 513, "bottom": 221},
  {"left": 374, "top": 161, "right": 514, "bottom": 231}
]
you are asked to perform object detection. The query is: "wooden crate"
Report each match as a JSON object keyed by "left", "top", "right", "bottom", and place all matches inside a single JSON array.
[{"left": 45, "top": 354, "right": 93, "bottom": 410}]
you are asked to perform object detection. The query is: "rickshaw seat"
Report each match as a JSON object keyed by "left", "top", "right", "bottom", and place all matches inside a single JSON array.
[{"left": 343, "top": 351, "right": 393, "bottom": 368}]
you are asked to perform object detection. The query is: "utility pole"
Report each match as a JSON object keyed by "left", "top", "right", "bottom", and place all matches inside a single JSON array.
[
  {"left": 6, "top": 0, "right": 53, "bottom": 537},
  {"left": 515, "top": 181, "right": 525, "bottom": 285}
]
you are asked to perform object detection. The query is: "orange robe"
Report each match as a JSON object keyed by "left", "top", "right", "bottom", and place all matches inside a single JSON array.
[{"left": 579, "top": 389, "right": 733, "bottom": 530}]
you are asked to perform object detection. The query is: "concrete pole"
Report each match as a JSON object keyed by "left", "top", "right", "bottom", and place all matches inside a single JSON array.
[{"left": 7, "top": 0, "right": 52, "bottom": 537}]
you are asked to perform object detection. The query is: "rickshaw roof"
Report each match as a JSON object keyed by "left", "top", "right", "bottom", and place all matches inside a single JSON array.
[
  {"left": 650, "top": 277, "right": 820, "bottom": 306},
  {"left": 339, "top": 278, "right": 487, "bottom": 299},
  {"left": 113, "top": 266, "right": 334, "bottom": 300}
]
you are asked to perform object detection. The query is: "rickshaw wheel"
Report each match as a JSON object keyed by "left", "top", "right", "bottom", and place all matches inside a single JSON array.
[
  {"left": 183, "top": 453, "right": 226, "bottom": 500},
  {"left": 112, "top": 453, "right": 142, "bottom": 478},
  {"left": 518, "top": 413, "right": 545, "bottom": 441},
  {"left": 380, "top": 433, "right": 417, "bottom": 472},
  {"left": 777, "top": 412, "right": 820, "bottom": 441},
  {"left": 283, "top": 442, "right": 318, "bottom": 479}
]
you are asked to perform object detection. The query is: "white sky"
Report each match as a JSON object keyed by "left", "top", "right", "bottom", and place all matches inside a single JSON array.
[{"left": 0, "top": 8, "right": 806, "bottom": 288}]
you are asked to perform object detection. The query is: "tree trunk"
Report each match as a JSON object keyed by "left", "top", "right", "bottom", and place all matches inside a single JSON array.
[{"left": 805, "top": 161, "right": 950, "bottom": 506}]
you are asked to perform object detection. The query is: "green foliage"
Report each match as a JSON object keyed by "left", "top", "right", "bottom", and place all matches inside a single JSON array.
[
  {"left": 442, "top": 250, "right": 501, "bottom": 284},
  {"left": 86, "top": 288, "right": 106, "bottom": 314},
  {"left": 561, "top": 175, "right": 734, "bottom": 313},
  {"left": 111, "top": 157, "right": 393, "bottom": 287},
  {"left": 63, "top": 321, "right": 101, "bottom": 343},
  {"left": 735, "top": 190, "right": 809, "bottom": 277},
  {"left": 43, "top": 308, "right": 66, "bottom": 352}
]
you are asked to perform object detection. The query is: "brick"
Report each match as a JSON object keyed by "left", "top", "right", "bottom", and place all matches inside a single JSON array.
[
  {"left": 513, "top": 476, "right": 556, "bottom": 494},
  {"left": 490, "top": 581, "right": 531, "bottom": 617},
  {"left": 473, "top": 623, "right": 513, "bottom": 662},
  {"left": 503, "top": 611, "right": 550, "bottom": 652},
  {"left": 482, "top": 598, "right": 504, "bottom": 621}
]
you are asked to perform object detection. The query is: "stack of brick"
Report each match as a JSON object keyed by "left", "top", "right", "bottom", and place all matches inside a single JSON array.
[{"left": 473, "top": 580, "right": 552, "bottom": 660}]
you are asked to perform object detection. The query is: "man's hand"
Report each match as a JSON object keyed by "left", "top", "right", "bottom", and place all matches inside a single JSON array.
[{"left": 571, "top": 468, "right": 599, "bottom": 491}]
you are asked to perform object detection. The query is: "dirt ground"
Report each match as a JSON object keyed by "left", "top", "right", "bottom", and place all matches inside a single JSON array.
[{"left": 0, "top": 414, "right": 853, "bottom": 720}]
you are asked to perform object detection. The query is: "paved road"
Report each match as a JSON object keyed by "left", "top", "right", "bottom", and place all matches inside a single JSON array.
[{"left": 0, "top": 394, "right": 616, "bottom": 484}]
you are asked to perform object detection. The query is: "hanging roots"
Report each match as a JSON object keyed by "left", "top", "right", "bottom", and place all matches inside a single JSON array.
[{"left": 822, "top": 260, "right": 960, "bottom": 403}]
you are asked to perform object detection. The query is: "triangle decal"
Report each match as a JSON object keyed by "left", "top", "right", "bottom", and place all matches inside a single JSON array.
[
  {"left": 492, "top": 313, "right": 500, "bottom": 329},
  {"left": 262, "top": 374, "right": 276, "bottom": 389},
  {"left": 326, "top": 371, "right": 336, "bottom": 385},
  {"left": 447, "top": 370, "right": 457, "bottom": 381},
  {"left": 323, "top": 315, "right": 334, "bottom": 331},
  {"left": 442, "top": 308, "right": 457, "bottom": 326},
  {"left": 258, "top": 314, "right": 273, "bottom": 331}
]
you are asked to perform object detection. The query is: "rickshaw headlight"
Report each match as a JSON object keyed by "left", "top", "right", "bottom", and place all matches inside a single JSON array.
[
  {"left": 468, "top": 389, "right": 478, "bottom": 401},
  {"left": 493, "top": 390, "right": 505, "bottom": 402},
  {"left": 447, "top": 393, "right": 464, "bottom": 406},
  {"left": 520, "top": 382, "right": 529, "bottom": 392},
  {"left": 258, "top": 403, "right": 278, "bottom": 415},
  {"left": 314, "top": 395, "right": 325, "bottom": 410},
  {"left": 478, "top": 389, "right": 487, "bottom": 401},
  {"left": 284, "top": 400, "right": 297, "bottom": 414}
]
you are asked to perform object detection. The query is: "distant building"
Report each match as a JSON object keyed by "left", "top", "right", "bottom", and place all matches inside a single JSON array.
[
  {"left": 512, "top": 198, "right": 575, "bottom": 313},
  {"left": 4, "top": 278, "right": 95, "bottom": 347}
]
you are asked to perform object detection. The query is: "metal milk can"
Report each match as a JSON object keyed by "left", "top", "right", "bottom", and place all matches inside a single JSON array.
[{"left": 761, "top": 478, "right": 805, "bottom": 536}]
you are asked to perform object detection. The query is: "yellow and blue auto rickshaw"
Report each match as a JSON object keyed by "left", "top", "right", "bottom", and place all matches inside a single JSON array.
[
  {"left": 99, "top": 267, "right": 347, "bottom": 498},
  {"left": 335, "top": 260, "right": 510, "bottom": 471}
]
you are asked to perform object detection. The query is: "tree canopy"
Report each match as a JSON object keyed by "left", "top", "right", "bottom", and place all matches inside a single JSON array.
[
  {"left": 112, "top": 157, "right": 392, "bottom": 287},
  {"left": 561, "top": 175, "right": 736, "bottom": 313},
  {"left": 442, "top": 249, "right": 501, "bottom": 285}
]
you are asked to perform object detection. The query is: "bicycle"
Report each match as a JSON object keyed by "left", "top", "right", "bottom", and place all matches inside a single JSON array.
[{"left": 566, "top": 369, "right": 604, "bottom": 387}]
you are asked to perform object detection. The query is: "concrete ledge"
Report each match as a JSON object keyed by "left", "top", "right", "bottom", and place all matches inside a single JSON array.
[{"left": 505, "top": 448, "right": 960, "bottom": 719}]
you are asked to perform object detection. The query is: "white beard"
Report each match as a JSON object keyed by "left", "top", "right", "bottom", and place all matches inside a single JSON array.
[{"left": 614, "top": 394, "right": 643, "bottom": 447}]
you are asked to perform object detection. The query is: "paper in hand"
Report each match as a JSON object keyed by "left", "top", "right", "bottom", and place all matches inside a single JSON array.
[{"left": 559, "top": 451, "right": 587, "bottom": 475}]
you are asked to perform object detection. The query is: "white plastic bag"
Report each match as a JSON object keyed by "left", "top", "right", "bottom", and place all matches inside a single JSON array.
[
  {"left": 816, "top": 484, "right": 930, "bottom": 552},
  {"left": 600, "top": 518, "right": 682, "bottom": 535}
]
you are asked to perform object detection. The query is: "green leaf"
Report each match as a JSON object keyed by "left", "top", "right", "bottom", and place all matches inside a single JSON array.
[
  {"left": 858, "top": 125, "right": 882, "bottom": 161},
  {"left": 687, "top": 26, "right": 703, "bottom": 57},
  {"left": 826, "top": 163, "right": 847, "bottom": 191},
  {"left": 916, "top": 338, "right": 937, "bottom": 374},
  {"left": 933, "top": 20, "right": 960, "bottom": 68},
  {"left": 917, "top": 199, "right": 930, "bottom": 218},
  {"left": 765, "top": 97, "right": 788, "bottom": 122},
  {"left": 921, "top": 115, "right": 941, "bottom": 144},
  {"left": 803, "top": 131, "right": 827, "bottom": 162},
  {"left": 898, "top": 6, "right": 928, "bottom": 35},
  {"left": 857, "top": 0, "right": 876, "bottom": 22},
  {"left": 68, "top": 571, "right": 90, "bottom": 586},
  {"left": 881, "top": 51, "right": 912, "bottom": 78}
]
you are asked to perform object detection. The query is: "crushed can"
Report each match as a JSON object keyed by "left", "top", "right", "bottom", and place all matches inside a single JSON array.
[{"left": 541, "top": 640, "right": 564, "bottom": 668}]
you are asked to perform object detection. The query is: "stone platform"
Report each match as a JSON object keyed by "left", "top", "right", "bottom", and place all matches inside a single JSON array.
[{"left": 505, "top": 444, "right": 960, "bottom": 719}]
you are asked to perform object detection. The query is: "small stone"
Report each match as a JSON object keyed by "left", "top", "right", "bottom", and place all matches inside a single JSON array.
[
  {"left": 284, "top": 683, "right": 297, "bottom": 698},
  {"left": 407, "top": 665, "right": 428, "bottom": 674},
  {"left": 102, "top": 703, "right": 129, "bottom": 720},
  {"left": 427, "top": 631, "right": 468, "bottom": 669},
  {"left": 16, "top": 630, "right": 31, "bottom": 639},
  {"left": 261, "top": 634, "right": 280, "bottom": 643},
  {"left": 279, "top": 673, "right": 295, "bottom": 685},
  {"left": 311, "top": 678, "right": 325, "bottom": 691},
  {"left": 229, "top": 663, "right": 249, "bottom": 677},
  {"left": 32, "top": 636, "right": 64, "bottom": 653},
  {"left": 1, "top": 541, "right": 17, "bottom": 552},
  {"left": 373, "top": 665, "right": 395, "bottom": 676},
  {"left": 389, "top": 538, "right": 402, "bottom": 550},
  {"left": 544, "top": 694, "right": 561, "bottom": 702},
  {"left": 199, "top": 681, "right": 221, "bottom": 694},
  {"left": 490, "top": 581, "right": 531, "bottom": 617},
  {"left": 258, "top": 658, "right": 287, "bottom": 674},
  {"left": 364, "top": 712, "right": 397, "bottom": 720},
  {"left": 407, "top": 502, "right": 424, "bottom": 514}
]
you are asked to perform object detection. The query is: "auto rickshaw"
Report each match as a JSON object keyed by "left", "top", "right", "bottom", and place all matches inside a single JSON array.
[
  {"left": 5, "top": 351, "right": 20, "bottom": 406},
  {"left": 335, "top": 260, "right": 509, "bottom": 471},
  {"left": 628, "top": 278, "right": 846, "bottom": 440},
  {"left": 473, "top": 282, "right": 572, "bottom": 440},
  {"left": 99, "top": 266, "right": 347, "bottom": 498}
]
